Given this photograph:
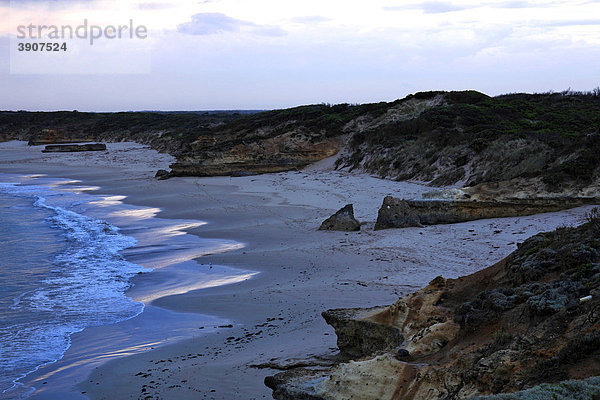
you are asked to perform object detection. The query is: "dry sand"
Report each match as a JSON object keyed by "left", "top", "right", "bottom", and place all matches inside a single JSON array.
[{"left": 0, "top": 141, "right": 595, "bottom": 400}]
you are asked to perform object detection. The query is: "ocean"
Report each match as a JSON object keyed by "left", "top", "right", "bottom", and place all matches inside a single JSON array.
[
  {"left": 0, "top": 179, "right": 148, "bottom": 398},
  {"left": 0, "top": 173, "right": 257, "bottom": 399}
]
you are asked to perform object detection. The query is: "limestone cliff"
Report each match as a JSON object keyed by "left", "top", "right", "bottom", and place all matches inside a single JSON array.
[
  {"left": 167, "top": 98, "right": 441, "bottom": 176},
  {"left": 169, "top": 131, "right": 344, "bottom": 177},
  {"left": 266, "top": 212, "right": 600, "bottom": 399}
]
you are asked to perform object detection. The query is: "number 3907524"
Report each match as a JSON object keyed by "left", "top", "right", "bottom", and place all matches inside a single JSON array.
[{"left": 17, "top": 42, "right": 67, "bottom": 51}]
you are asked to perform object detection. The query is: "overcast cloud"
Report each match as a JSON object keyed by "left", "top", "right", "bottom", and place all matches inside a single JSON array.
[
  {"left": 0, "top": 0, "right": 599, "bottom": 110},
  {"left": 177, "top": 13, "right": 286, "bottom": 36}
]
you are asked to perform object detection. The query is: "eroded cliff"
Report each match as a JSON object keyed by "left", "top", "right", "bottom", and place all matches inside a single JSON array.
[
  {"left": 267, "top": 212, "right": 600, "bottom": 399},
  {"left": 2, "top": 90, "right": 599, "bottom": 193}
]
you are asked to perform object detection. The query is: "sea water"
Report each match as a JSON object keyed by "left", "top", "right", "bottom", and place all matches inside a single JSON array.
[{"left": 0, "top": 181, "right": 147, "bottom": 398}]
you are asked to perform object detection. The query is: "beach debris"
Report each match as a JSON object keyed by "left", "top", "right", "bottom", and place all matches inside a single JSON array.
[
  {"left": 580, "top": 295, "right": 593, "bottom": 303},
  {"left": 319, "top": 204, "right": 360, "bottom": 231}
]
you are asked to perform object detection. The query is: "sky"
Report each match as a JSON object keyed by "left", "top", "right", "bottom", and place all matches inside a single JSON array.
[{"left": 0, "top": 0, "right": 599, "bottom": 111}]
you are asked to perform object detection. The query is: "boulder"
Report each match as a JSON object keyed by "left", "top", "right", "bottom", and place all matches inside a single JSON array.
[
  {"left": 319, "top": 204, "right": 360, "bottom": 231},
  {"left": 155, "top": 169, "right": 170, "bottom": 179}
]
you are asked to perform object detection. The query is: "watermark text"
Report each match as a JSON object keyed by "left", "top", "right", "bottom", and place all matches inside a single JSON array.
[{"left": 16, "top": 19, "right": 147, "bottom": 45}]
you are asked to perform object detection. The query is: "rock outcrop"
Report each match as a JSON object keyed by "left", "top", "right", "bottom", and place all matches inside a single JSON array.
[
  {"left": 472, "top": 376, "right": 600, "bottom": 399},
  {"left": 170, "top": 134, "right": 343, "bottom": 177},
  {"left": 267, "top": 213, "right": 600, "bottom": 399},
  {"left": 374, "top": 196, "right": 597, "bottom": 230},
  {"left": 321, "top": 307, "right": 402, "bottom": 357},
  {"left": 28, "top": 129, "right": 94, "bottom": 146},
  {"left": 42, "top": 143, "right": 107, "bottom": 152},
  {"left": 318, "top": 204, "right": 361, "bottom": 232}
]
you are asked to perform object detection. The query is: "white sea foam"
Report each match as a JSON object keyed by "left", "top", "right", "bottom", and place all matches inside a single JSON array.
[
  {"left": 0, "top": 175, "right": 254, "bottom": 399},
  {"left": 0, "top": 182, "right": 147, "bottom": 398}
]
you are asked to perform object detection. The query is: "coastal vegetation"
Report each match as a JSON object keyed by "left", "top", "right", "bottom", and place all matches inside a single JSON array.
[
  {"left": 340, "top": 90, "right": 600, "bottom": 190},
  {"left": 2, "top": 89, "right": 599, "bottom": 193}
]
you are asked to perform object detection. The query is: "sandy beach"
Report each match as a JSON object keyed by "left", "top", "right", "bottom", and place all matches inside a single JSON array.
[{"left": 0, "top": 140, "right": 595, "bottom": 400}]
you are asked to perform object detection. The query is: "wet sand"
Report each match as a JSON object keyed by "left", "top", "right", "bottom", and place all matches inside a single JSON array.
[{"left": 0, "top": 141, "right": 594, "bottom": 399}]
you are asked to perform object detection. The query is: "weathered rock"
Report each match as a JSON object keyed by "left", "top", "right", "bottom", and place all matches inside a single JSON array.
[
  {"left": 321, "top": 306, "right": 403, "bottom": 358},
  {"left": 155, "top": 169, "right": 170, "bottom": 179},
  {"left": 170, "top": 133, "right": 344, "bottom": 177},
  {"left": 318, "top": 204, "right": 360, "bottom": 232},
  {"left": 268, "top": 276, "right": 466, "bottom": 399},
  {"left": 42, "top": 143, "right": 107, "bottom": 153},
  {"left": 264, "top": 368, "right": 329, "bottom": 400},
  {"left": 374, "top": 196, "right": 596, "bottom": 230},
  {"left": 395, "top": 348, "right": 410, "bottom": 359},
  {"left": 472, "top": 376, "right": 600, "bottom": 399},
  {"left": 27, "top": 129, "right": 95, "bottom": 146}
]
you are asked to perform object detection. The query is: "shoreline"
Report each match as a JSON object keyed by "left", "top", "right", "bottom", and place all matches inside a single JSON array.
[
  {"left": 0, "top": 170, "right": 254, "bottom": 399},
  {"left": 0, "top": 141, "right": 596, "bottom": 399}
]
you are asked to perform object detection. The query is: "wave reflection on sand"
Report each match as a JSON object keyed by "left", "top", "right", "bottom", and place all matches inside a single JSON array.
[{"left": 0, "top": 173, "right": 256, "bottom": 399}]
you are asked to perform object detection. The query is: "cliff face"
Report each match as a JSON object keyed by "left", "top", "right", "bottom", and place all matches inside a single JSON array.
[
  {"left": 336, "top": 90, "right": 600, "bottom": 195},
  {"left": 168, "top": 97, "right": 443, "bottom": 176},
  {"left": 266, "top": 214, "right": 600, "bottom": 399},
  {"left": 170, "top": 130, "right": 344, "bottom": 176},
  {"left": 170, "top": 90, "right": 600, "bottom": 183}
]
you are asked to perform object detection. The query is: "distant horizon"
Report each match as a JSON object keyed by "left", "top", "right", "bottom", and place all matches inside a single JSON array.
[
  {"left": 2, "top": 86, "right": 598, "bottom": 113},
  {"left": 0, "top": 109, "right": 269, "bottom": 113}
]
